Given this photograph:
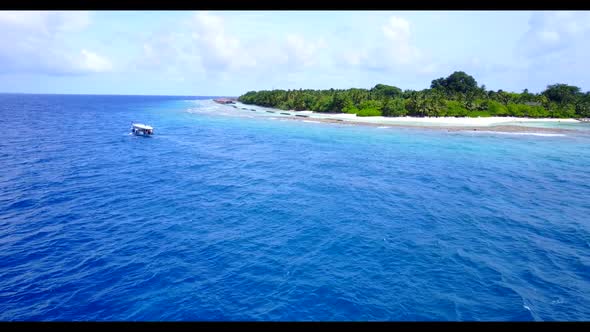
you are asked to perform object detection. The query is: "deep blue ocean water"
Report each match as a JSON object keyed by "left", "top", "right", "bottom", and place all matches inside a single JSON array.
[{"left": 1, "top": 94, "right": 589, "bottom": 321}]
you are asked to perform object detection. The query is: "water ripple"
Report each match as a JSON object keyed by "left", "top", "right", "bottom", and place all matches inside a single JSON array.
[{"left": 0, "top": 95, "right": 589, "bottom": 321}]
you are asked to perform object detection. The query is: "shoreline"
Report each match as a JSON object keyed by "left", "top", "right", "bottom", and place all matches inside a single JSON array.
[
  {"left": 301, "top": 112, "right": 580, "bottom": 126},
  {"left": 229, "top": 102, "right": 584, "bottom": 134},
  {"left": 276, "top": 115, "right": 578, "bottom": 134}
]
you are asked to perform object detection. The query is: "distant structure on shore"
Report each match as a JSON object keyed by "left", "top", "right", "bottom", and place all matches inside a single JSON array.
[{"left": 214, "top": 98, "right": 237, "bottom": 105}]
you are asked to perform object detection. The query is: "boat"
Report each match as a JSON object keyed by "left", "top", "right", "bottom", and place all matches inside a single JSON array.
[{"left": 131, "top": 123, "right": 154, "bottom": 136}]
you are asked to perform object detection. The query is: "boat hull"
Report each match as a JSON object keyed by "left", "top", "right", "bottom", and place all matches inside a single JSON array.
[{"left": 131, "top": 129, "right": 153, "bottom": 137}]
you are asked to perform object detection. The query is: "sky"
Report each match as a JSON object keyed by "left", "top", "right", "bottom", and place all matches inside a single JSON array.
[{"left": 0, "top": 10, "right": 589, "bottom": 96}]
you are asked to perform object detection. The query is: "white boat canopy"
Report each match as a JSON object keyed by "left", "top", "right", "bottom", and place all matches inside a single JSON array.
[{"left": 132, "top": 123, "right": 153, "bottom": 130}]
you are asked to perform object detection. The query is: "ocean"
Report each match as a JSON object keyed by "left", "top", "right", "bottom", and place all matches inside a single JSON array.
[{"left": 0, "top": 94, "right": 589, "bottom": 321}]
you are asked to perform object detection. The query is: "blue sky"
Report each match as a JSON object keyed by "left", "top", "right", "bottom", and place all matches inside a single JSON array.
[{"left": 0, "top": 11, "right": 589, "bottom": 96}]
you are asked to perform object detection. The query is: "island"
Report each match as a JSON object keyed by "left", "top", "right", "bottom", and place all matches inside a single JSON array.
[{"left": 238, "top": 72, "right": 590, "bottom": 121}]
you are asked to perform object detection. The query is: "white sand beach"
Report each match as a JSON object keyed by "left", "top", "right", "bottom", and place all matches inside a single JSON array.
[
  {"left": 307, "top": 113, "right": 580, "bottom": 127},
  {"left": 225, "top": 101, "right": 586, "bottom": 134}
]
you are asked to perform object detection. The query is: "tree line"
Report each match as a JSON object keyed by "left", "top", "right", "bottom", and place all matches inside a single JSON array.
[{"left": 238, "top": 71, "right": 590, "bottom": 118}]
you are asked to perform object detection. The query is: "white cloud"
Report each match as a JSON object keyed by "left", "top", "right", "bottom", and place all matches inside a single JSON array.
[
  {"left": 501, "top": 11, "right": 590, "bottom": 91},
  {"left": 381, "top": 16, "right": 422, "bottom": 66},
  {"left": 78, "top": 49, "right": 112, "bottom": 72},
  {"left": 341, "top": 49, "right": 369, "bottom": 67},
  {"left": 382, "top": 16, "right": 410, "bottom": 41},
  {"left": 190, "top": 12, "right": 326, "bottom": 72},
  {"left": 190, "top": 12, "right": 256, "bottom": 71},
  {"left": 136, "top": 30, "right": 201, "bottom": 75},
  {"left": 284, "top": 34, "right": 326, "bottom": 67},
  {"left": 138, "top": 11, "right": 326, "bottom": 78},
  {"left": 519, "top": 11, "right": 590, "bottom": 57},
  {"left": 538, "top": 30, "right": 560, "bottom": 44},
  {"left": 417, "top": 63, "right": 438, "bottom": 75},
  {"left": 0, "top": 11, "right": 90, "bottom": 33},
  {"left": 0, "top": 11, "right": 111, "bottom": 75},
  {"left": 339, "top": 15, "right": 433, "bottom": 75},
  {"left": 421, "top": 12, "right": 590, "bottom": 93}
]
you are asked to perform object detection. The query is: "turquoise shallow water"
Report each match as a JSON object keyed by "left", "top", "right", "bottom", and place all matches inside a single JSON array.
[{"left": 0, "top": 94, "right": 589, "bottom": 321}]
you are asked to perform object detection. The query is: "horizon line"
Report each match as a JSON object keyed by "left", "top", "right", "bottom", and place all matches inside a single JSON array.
[{"left": 0, "top": 92, "right": 238, "bottom": 98}]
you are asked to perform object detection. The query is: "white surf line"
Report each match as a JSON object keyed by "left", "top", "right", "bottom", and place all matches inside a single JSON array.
[{"left": 467, "top": 131, "right": 566, "bottom": 137}]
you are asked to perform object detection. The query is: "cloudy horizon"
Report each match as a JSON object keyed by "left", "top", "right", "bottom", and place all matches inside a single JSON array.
[{"left": 0, "top": 10, "right": 589, "bottom": 96}]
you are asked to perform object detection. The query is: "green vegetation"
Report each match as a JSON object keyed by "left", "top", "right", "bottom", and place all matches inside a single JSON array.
[{"left": 238, "top": 71, "right": 590, "bottom": 118}]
